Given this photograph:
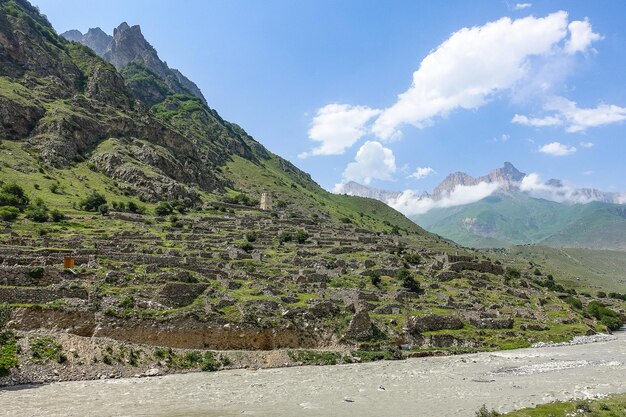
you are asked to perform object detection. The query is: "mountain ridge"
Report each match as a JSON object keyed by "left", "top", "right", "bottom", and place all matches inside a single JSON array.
[{"left": 61, "top": 23, "right": 207, "bottom": 106}]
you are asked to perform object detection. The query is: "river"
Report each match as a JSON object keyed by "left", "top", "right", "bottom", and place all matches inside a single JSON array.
[{"left": 1, "top": 332, "right": 625, "bottom": 417}]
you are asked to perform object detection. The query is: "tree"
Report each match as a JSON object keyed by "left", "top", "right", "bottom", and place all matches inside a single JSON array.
[
  {"left": 79, "top": 191, "right": 107, "bottom": 212},
  {"left": 0, "top": 183, "right": 29, "bottom": 209}
]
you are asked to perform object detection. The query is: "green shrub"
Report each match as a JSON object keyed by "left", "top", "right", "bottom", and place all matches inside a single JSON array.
[
  {"left": 30, "top": 336, "right": 64, "bottom": 363},
  {"left": 0, "top": 206, "right": 19, "bottom": 221},
  {"left": 278, "top": 231, "right": 293, "bottom": 243},
  {"left": 505, "top": 267, "right": 521, "bottom": 279},
  {"left": 79, "top": 191, "right": 107, "bottom": 211},
  {"left": 0, "top": 331, "right": 19, "bottom": 376},
  {"left": 27, "top": 267, "right": 44, "bottom": 279},
  {"left": 397, "top": 268, "right": 421, "bottom": 293},
  {"left": 224, "top": 193, "right": 257, "bottom": 207},
  {"left": 98, "top": 204, "right": 109, "bottom": 216},
  {"left": 403, "top": 253, "right": 421, "bottom": 265},
  {"left": 155, "top": 201, "right": 173, "bottom": 216},
  {"left": 597, "top": 291, "right": 607, "bottom": 298},
  {"left": 238, "top": 242, "right": 254, "bottom": 252},
  {"left": 475, "top": 404, "right": 500, "bottom": 417},
  {"left": 587, "top": 301, "right": 624, "bottom": 331},
  {"left": 294, "top": 230, "right": 309, "bottom": 244},
  {"left": 50, "top": 209, "right": 65, "bottom": 222},
  {"left": 0, "top": 183, "right": 29, "bottom": 209},
  {"left": 25, "top": 207, "right": 49, "bottom": 222},
  {"left": 245, "top": 231, "right": 258, "bottom": 242},
  {"left": 564, "top": 296, "right": 583, "bottom": 310},
  {"left": 200, "top": 352, "right": 218, "bottom": 371}
]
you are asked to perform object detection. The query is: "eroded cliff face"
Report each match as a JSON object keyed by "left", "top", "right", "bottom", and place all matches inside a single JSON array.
[{"left": 9, "top": 307, "right": 322, "bottom": 350}]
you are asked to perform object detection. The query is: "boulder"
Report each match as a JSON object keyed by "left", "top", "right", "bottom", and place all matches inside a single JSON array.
[{"left": 345, "top": 309, "right": 374, "bottom": 341}]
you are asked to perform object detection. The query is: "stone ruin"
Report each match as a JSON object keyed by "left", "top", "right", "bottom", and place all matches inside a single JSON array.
[{"left": 260, "top": 192, "right": 272, "bottom": 211}]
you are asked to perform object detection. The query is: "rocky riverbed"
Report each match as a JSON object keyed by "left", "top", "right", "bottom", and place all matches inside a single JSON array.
[{"left": 1, "top": 331, "right": 625, "bottom": 417}]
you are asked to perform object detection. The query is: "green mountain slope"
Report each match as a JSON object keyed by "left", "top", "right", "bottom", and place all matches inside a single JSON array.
[{"left": 412, "top": 193, "right": 626, "bottom": 250}]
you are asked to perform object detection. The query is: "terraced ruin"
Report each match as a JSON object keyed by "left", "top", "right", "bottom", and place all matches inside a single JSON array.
[
  {"left": 1, "top": 198, "right": 620, "bottom": 385},
  {"left": 0, "top": 0, "right": 624, "bottom": 388}
]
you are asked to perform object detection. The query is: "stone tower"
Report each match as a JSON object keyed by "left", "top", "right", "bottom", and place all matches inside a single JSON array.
[{"left": 260, "top": 193, "right": 273, "bottom": 210}]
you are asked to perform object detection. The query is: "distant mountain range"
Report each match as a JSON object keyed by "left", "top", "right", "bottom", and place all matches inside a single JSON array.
[{"left": 337, "top": 162, "right": 626, "bottom": 250}]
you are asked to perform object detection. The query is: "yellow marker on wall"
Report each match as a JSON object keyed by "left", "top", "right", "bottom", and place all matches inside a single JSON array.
[{"left": 63, "top": 257, "right": 75, "bottom": 269}]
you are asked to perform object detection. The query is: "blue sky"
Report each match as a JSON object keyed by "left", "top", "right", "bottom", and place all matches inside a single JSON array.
[{"left": 33, "top": 0, "right": 626, "bottom": 196}]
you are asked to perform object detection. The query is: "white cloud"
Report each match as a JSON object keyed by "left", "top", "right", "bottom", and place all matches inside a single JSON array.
[
  {"left": 299, "top": 104, "right": 381, "bottom": 158},
  {"left": 389, "top": 182, "right": 501, "bottom": 216},
  {"left": 511, "top": 114, "right": 562, "bottom": 127},
  {"left": 520, "top": 173, "right": 598, "bottom": 203},
  {"left": 579, "top": 141, "right": 594, "bottom": 148},
  {"left": 409, "top": 166, "right": 435, "bottom": 180},
  {"left": 565, "top": 18, "right": 603, "bottom": 54},
  {"left": 538, "top": 141, "right": 577, "bottom": 156},
  {"left": 545, "top": 97, "right": 626, "bottom": 132},
  {"left": 582, "top": 170, "right": 594, "bottom": 176},
  {"left": 514, "top": 3, "right": 532, "bottom": 10},
  {"left": 341, "top": 141, "right": 396, "bottom": 185},
  {"left": 370, "top": 12, "right": 571, "bottom": 140}
]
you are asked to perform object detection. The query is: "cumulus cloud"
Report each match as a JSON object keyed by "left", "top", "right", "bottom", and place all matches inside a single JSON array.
[
  {"left": 388, "top": 182, "right": 501, "bottom": 216},
  {"left": 409, "top": 167, "right": 435, "bottom": 180},
  {"left": 513, "top": 97, "right": 626, "bottom": 133},
  {"left": 579, "top": 141, "right": 594, "bottom": 148},
  {"left": 299, "top": 104, "right": 381, "bottom": 158},
  {"left": 538, "top": 141, "right": 577, "bottom": 156},
  {"left": 513, "top": 3, "right": 532, "bottom": 10},
  {"left": 582, "top": 170, "right": 594, "bottom": 176},
  {"left": 370, "top": 12, "right": 571, "bottom": 140},
  {"left": 546, "top": 97, "right": 626, "bottom": 132},
  {"left": 565, "top": 18, "right": 603, "bottom": 54},
  {"left": 341, "top": 141, "right": 396, "bottom": 185},
  {"left": 511, "top": 114, "right": 562, "bottom": 127}
]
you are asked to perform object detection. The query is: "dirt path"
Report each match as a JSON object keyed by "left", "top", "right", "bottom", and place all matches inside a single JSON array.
[{"left": 1, "top": 332, "right": 625, "bottom": 417}]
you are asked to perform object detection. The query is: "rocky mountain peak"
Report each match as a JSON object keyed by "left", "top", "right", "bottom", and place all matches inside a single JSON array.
[
  {"left": 82, "top": 27, "right": 112, "bottom": 55},
  {"left": 61, "top": 22, "right": 207, "bottom": 106},
  {"left": 481, "top": 162, "right": 526, "bottom": 187},
  {"left": 60, "top": 28, "right": 112, "bottom": 56},
  {"left": 432, "top": 171, "right": 478, "bottom": 198},
  {"left": 105, "top": 22, "right": 160, "bottom": 71},
  {"left": 60, "top": 29, "right": 82, "bottom": 42}
]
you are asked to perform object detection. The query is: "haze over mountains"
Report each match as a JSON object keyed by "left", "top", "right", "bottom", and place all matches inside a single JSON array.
[{"left": 339, "top": 162, "right": 626, "bottom": 249}]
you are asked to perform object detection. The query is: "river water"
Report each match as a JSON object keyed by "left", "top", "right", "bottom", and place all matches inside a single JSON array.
[{"left": 1, "top": 332, "right": 625, "bottom": 417}]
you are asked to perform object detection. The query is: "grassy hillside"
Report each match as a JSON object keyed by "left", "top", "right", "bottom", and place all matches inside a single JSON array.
[{"left": 504, "top": 245, "right": 626, "bottom": 293}]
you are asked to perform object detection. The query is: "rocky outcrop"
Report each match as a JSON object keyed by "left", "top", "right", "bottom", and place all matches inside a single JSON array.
[
  {"left": 408, "top": 314, "right": 464, "bottom": 333},
  {"left": 157, "top": 283, "right": 208, "bottom": 308},
  {"left": 470, "top": 317, "right": 514, "bottom": 329}
]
